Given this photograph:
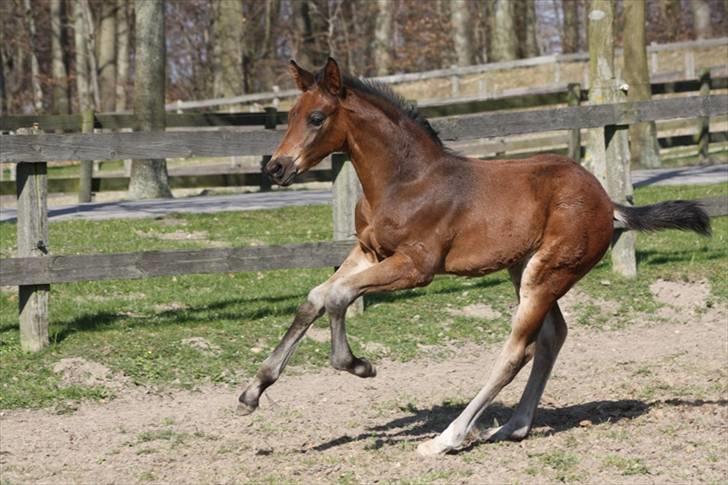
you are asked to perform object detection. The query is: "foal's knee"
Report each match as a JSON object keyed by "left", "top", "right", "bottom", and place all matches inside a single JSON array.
[
  {"left": 303, "top": 285, "right": 328, "bottom": 316},
  {"left": 324, "top": 281, "right": 356, "bottom": 315}
]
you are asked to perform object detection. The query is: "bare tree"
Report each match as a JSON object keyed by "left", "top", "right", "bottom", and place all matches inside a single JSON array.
[
  {"left": 562, "top": 0, "right": 579, "bottom": 53},
  {"left": 22, "top": 0, "right": 43, "bottom": 112},
  {"left": 451, "top": 0, "right": 471, "bottom": 66},
  {"left": 691, "top": 0, "right": 712, "bottom": 39},
  {"left": 517, "top": 0, "right": 540, "bottom": 58},
  {"left": 212, "top": 0, "right": 244, "bottom": 98},
  {"left": 373, "top": 0, "right": 393, "bottom": 74},
  {"left": 115, "top": 0, "right": 130, "bottom": 111},
  {"left": 128, "top": 0, "right": 172, "bottom": 200},
  {"left": 97, "top": 0, "right": 117, "bottom": 111},
  {"left": 488, "top": 0, "right": 518, "bottom": 62},
  {"left": 80, "top": 0, "right": 101, "bottom": 109},
  {"left": 73, "top": 0, "right": 91, "bottom": 112},
  {"left": 51, "top": 0, "right": 70, "bottom": 114},
  {"left": 624, "top": 0, "right": 660, "bottom": 168}
]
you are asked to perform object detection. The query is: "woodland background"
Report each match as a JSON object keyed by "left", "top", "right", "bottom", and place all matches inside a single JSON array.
[{"left": 1, "top": 0, "right": 727, "bottom": 116}]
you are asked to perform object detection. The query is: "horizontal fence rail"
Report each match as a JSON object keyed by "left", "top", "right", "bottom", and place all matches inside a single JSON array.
[
  {"left": 4, "top": 67, "right": 724, "bottom": 133},
  {"left": 0, "top": 111, "right": 290, "bottom": 132},
  {"left": 3, "top": 95, "right": 726, "bottom": 163},
  {"left": 0, "top": 241, "right": 355, "bottom": 286},
  {"left": 2, "top": 194, "right": 726, "bottom": 287}
]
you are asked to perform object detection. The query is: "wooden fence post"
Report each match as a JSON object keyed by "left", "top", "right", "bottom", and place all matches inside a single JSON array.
[
  {"left": 589, "top": 81, "right": 637, "bottom": 278},
  {"left": 259, "top": 107, "right": 277, "bottom": 192},
  {"left": 567, "top": 83, "right": 582, "bottom": 163},
  {"left": 79, "top": 109, "right": 94, "bottom": 202},
  {"left": 697, "top": 69, "right": 710, "bottom": 162},
  {"left": 16, "top": 130, "right": 50, "bottom": 351},
  {"left": 332, "top": 152, "right": 364, "bottom": 316}
]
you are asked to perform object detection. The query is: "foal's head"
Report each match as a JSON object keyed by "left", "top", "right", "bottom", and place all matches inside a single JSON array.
[{"left": 265, "top": 58, "right": 349, "bottom": 186}]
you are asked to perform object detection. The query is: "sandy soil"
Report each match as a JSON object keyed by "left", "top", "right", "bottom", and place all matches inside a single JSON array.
[{"left": 1, "top": 282, "right": 726, "bottom": 484}]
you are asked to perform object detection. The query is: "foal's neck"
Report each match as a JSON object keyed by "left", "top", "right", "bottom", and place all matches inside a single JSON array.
[{"left": 344, "top": 92, "right": 444, "bottom": 207}]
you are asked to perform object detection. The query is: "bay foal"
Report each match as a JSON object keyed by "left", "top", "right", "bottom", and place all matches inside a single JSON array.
[{"left": 238, "top": 58, "right": 710, "bottom": 456}]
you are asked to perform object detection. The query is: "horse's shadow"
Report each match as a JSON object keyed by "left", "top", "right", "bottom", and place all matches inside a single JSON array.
[{"left": 310, "top": 398, "right": 727, "bottom": 453}]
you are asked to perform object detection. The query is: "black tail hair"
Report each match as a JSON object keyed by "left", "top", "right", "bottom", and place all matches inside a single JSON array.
[{"left": 614, "top": 200, "right": 711, "bottom": 236}]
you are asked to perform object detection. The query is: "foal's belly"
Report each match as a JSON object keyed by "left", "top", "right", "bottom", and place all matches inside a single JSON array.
[{"left": 442, "top": 226, "right": 537, "bottom": 277}]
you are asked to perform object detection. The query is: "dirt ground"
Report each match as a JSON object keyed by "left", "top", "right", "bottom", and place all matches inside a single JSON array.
[{"left": 1, "top": 282, "right": 726, "bottom": 484}]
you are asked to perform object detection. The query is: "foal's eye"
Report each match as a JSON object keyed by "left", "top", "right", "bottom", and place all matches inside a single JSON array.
[{"left": 308, "top": 111, "right": 326, "bottom": 127}]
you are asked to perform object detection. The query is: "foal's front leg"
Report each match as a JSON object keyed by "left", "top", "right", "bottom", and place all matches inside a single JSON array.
[
  {"left": 326, "top": 252, "right": 433, "bottom": 375},
  {"left": 237, "top": 246, "right": 373, "bottom": 414}
]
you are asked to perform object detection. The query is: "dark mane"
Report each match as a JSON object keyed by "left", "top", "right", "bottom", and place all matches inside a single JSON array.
[
  {"left": 314, "top": 69, "right": 443, "bottom": 147},
  {"left": 344, "top": 76, "right": 443, "bottom": 146}
]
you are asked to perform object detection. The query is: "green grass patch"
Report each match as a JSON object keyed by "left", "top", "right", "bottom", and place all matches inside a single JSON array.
[
  {"left": 0, "top": 183, "right": 726, "bottom": 410},
  {"left": 602, "top": 454, "right": 650, "bottom": 476}
]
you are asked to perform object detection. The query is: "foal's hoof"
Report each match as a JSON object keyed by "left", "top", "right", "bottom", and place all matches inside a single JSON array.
[
  {"left": 416, "top": 438, "right": 451, "bottom": 457},
  {"left": 236, "top": 395, "right": 259, "bottom": 416},
  {"left": 352, "top": 357, "right": 377, "bottom": 378}
]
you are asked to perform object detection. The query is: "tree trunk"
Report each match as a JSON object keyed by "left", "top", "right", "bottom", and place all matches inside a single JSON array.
[
  {"left": 294, "top": 0, "right": 326, "bottom": 68},
  {"left": 562, "top": 0, "right": 579, "bottom": 53},
  {"left": 373, "top": 0, "right": 393, "bottom": 75},
  {"left": 212, "top": 0, "right": 244, "bottom": 98},
  {"left": 623, "top": 0, "right": 660, "bottom": 168},
  {"left": 521, "top": 0, "right": 540, "bottom": 58},
  {"left": 97, "top": 0, "right": 117, "bottom": 112},
  {"left": 451, "top": 0, "right": 471, "bottom": 67},
  {"left": 691, "top": 0, "right": 712, "bottom": 39},
  {"left": 73, "top": 0, "right": 92, "bottom": 112},
  {"left": 586, "top": 0, "right": 636, "bottom": 277},
  {"left": 51, "top": 0, "right": 70, "bottom": 114},
  {"left": 22, "top": 0, "right": 43, "bottom": 112},
  {"left": 80, "top": 0, "right": 101, "bottom": 109},
  {"left": 0, "top": 48, "right": 5, "bottom": 116},
  {"left": 115, "top": 0, "right": 130, "bottom": 111},
  {"left": 128, "top": 0, "right": 172, "bottom": 200},
  {"left": 488, "top": 0, "right": 518, "bottom": 62}
]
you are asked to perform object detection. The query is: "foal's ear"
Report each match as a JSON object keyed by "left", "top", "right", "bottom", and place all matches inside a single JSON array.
[
  {"left": 289, "top": 60, "right": 314, "bottom": 92},
  {"left": 321, "top": 57, "right": 344, "bottom": 97}
]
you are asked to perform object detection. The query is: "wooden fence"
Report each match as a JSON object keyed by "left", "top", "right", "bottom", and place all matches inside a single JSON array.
[
  {"left": 2, "top": 94, "right": 728, "bottom": 351},
  {"left": 160, "top": 37, "right": 728, "bottom": 111},
  {"left": 2, "top": 66, "right": 725, "bottom": 196}
]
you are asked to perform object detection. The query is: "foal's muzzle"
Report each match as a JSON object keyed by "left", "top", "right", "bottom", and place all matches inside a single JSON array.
[{"left": 264, "top": 157, "right": 298, "bottom": 186}]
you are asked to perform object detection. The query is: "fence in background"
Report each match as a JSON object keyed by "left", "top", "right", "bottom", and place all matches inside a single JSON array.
[
  {"left": 2, "top": 67, "right": 726, "bottom": 195},
  {"left": 160, "top": 37, "right": 728, "bottom": 111},
  {"left": 1, "top": 94, "right": 728, "bottom": 352}
]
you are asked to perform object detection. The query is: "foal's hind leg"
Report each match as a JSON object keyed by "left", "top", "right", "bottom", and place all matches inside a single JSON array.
[
  {"left": 238, "top": 246, "right": 373, "bottom": 414},
  {"left": 483, "top": 303, "right": 567, "bottom": 442},
  {"left": 417, "top": 257, "right": 575, "bottom": 456}
]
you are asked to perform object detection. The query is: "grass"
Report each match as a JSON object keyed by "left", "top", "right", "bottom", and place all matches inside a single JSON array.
[
  {"left": 0, "top": 183, "right": 726, "bottom": 410},
  {"left": 602, "top": 454, "right": 650, "bottom": 476}
]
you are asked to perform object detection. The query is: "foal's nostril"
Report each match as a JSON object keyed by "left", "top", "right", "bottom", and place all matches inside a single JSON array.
[{"left": 267, "top": 161, "right": 283, "bottom": 177}]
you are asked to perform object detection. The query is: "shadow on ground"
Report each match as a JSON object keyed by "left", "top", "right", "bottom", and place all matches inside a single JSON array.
[{"left": 310, "top": 398, "right": 728, "bottom": 453}]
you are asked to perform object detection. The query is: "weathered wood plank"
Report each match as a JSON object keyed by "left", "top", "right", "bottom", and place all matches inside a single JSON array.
[
  {"left": 2, "top": 96, "right": 726, "bottom": 164},
  {"left": 434, "top": 95, "right": 728, "bottom": 142},
  {"left": 16, "top": 161, "right": 50, "bottom": 351},
  {"left": 0, "top": 112, "right": 290, "bottom": 132},
  {"left": 0, "top": 240, "right": 355, "bottom": 286},
  {"left": 0, "top": 129, "right": 284, "bottom": 163},
  {"left": 2, "top": 196, "right": 724, "bottom": 286}
]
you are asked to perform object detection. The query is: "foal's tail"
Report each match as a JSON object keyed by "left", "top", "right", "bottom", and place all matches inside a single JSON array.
[{"left": 613, "top": 200, "right": 711, "bottom": 236}]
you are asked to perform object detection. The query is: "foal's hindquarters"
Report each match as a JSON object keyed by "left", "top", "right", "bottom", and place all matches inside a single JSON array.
[{"left": 417, "top": 163, "right": 615, "bottom": 455}]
